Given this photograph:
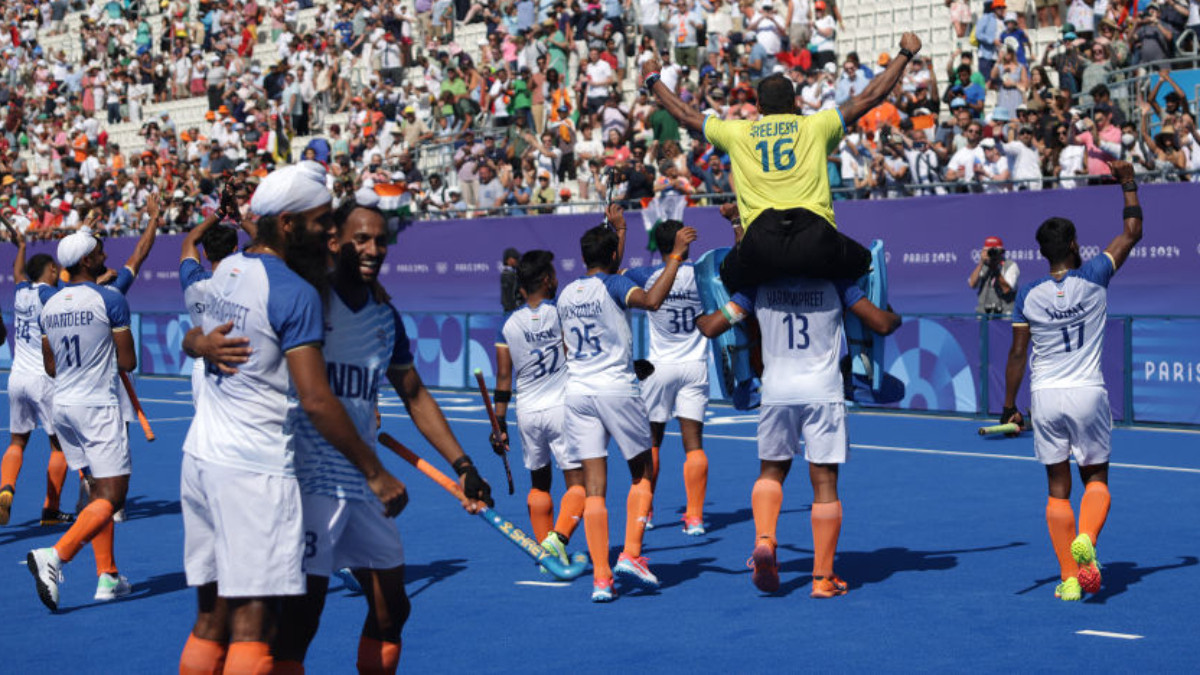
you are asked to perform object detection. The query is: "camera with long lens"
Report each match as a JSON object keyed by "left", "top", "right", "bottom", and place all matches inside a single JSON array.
[{"left": 987, "top": 247, "right": 1003, "bottom": 262}]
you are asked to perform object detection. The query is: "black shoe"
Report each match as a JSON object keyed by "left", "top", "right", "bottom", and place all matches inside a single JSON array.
[{"left": 40, "top": 508, "right": 76, "bottom": 527}]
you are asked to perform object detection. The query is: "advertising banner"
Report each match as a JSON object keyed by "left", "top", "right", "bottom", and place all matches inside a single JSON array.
[{"left": 1131, "top": 319, "right": 1200, "bottom": 425}]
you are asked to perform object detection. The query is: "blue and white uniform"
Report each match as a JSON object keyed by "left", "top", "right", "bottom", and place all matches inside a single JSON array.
[
  {"left": 8, "top": 282, "right": 59, "bottom": 435},
  {"left": 39, "top": 282, "right": 131, "bottom": 478},
  {"left": 180, "top": 257, "right": 212, "bottom": 403},
  {"left": 181, "top": 252, "right": 323, "bottom": 598},
  {"left": 497, "top": 300, "right": 578, "bottom": 471},
  {"left": 104, "top": 265, "right": 137, "bottom": 423},
  {"left": 557, "top": 273, "right": 651, "bottom": 462},
  {"left": 625, "top": 262, "right": 710, "bottom": 423},
  {"left": 1012, "top": 253, "right": 1115, "bottom": 466},
  {"left": 292, "top": 289, "right": 412, "bottom": 576},
  {"left": 731, "top": 279, "right": 865, "bottom": 464}
]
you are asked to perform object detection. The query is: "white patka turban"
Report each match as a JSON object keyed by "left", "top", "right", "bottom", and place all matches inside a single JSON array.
[
  {"left": 249, "top": 160, "right": 332, "bottom": 216},
  {"left": 57, "top": 231, "right": 98, "bottom": 268}
]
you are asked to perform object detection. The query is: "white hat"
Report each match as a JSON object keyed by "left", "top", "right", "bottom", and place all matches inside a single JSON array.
[
  {"left": 173, "top": 189, "right": 185, "bottom": 199},
  {"left": 1004, "top": 11, "right": 1018, "bottom": 22},
  {"left": 1003, "top": 36, "right": 1019, "bottom": 51},
  {"left": 249, "top": 161, "right": 332, "bottom": 216},
  {"left": 980, "top": 137, "right": 997, "bottom": 149},
  {"left": 57, "top": 231, "right": 98, "bottom": 268},
  {"left": 823, "top": 62, "right": 837, "bottom": 74}
]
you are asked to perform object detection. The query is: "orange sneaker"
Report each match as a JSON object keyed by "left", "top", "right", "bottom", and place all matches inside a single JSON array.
[
  {"left": 747, "top": 539, "right": 779, "bottom": 593},
  {"left": 810, "top": 575, "right": 848, "bottom": 599}
]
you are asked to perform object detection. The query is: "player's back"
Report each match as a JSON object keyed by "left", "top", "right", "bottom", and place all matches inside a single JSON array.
[
  {"left": 625, "top": 263, "right": 706, "bottom": 364},
  {"left": 184, "top": 252, "right": 324, "bottom": 476},
  {"left": 1013, "top": 254, "right": 1114, "bottom": 392},
  {"left": 558, "top": 273, "right": 638, "bottom": 397},
  {"left": 499, "top": 301, "right": 568, "bottom": 413},
  {"left": 39, "top": 282, "right": 127, "bottom": 407},
  {"left": 293, "top": 290, "right": 404, "bottom": 500},
  {"left": 11, "top": 282, "right": 58, "bottom": 376},
  {"left": 740, "top": 277, "right": 862, "bottom": 405},
  {"left": 180, "top": 257, "right": 213, "bottom": 329}
]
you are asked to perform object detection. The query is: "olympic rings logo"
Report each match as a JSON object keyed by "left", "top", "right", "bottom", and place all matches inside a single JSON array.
[{"left": 1079, "top": 245, "right": 1101, "bottom": 259}]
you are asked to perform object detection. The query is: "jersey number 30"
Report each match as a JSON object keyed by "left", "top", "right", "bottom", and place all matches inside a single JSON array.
[{"left": 755, "top": 139, "right": 797, "bottom": 173}]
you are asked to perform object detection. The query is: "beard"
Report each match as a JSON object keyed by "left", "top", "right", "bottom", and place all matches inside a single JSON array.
[{"left": 284, "top": 226, "right": 332, "bottom": 297}]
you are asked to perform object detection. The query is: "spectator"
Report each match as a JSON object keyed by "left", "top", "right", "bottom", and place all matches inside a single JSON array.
[
  {"left": 974, "top": 0, "right": 1004, "bottom": 86},
  {"left": 810, "top": 1, "right": 838, "bottom": 69},
  {"left": 1003, "top": 125, "right": 1043, "bottom": 190},
  {"left": 944, "top": 120, "right": 986, "bottom": 185},
  {"left": 1042, "top": 24, "right": 1085, "bottom": 95},
  {"left": 976, "top": 137, "right": 1012, "bottom": 193},
  {"left": 968, "top": 235, "right": 1019, "bottom": 316},
  {"left": 948, "top": 0, "right": 973, "bottom": 40},
  {"left": 1069, "top": 103, "right": 1121, "bottom": 178},
  {"left": 835, "top": 57, "right": 869, "bottom": 105},
  {"left": 992, "top": 39, "right": 1028, "bottom": 118}
]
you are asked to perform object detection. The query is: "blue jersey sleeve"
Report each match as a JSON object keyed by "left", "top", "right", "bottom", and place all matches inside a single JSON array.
[
  {"left": 836, "top": 280, "right": 867, "bottom": 309},
  {"left": 98, "top": 285, "right": 131, "bottom": 329},
  {"left": 108, "top": 266, "right": 135, "bottom": 295},
  {"left": 730, "top": 288, "right": 756, "bottom": 314},
  {"left": 37, "top": 284, "right": 59, "bottom": 305},
  {"left": 1011, "top": 285, "right": 1030, "bottom": 324},
  {"left": 15, "top": 281, "right": 30, "bottom": 292},
  {"left": 601, "top": 273, "right": 639, "bottom": 309},
  {"left": 263, "top": 259, "right": 325, "bottom": 352},
  {"left": 1078, "top": 253, "right": 1115, "bottom": 288},
  {"left": 623, "top": 265, "right": 655, "bottom": 288},
  {"left": 389, "top": 305, "right": 414, "bottom": 367},
  {"left": 495, "top": 314, "right": 510, "bottom": 347},
  {"left": 179, "top": 258, "right": 210, "bottom": 292}
]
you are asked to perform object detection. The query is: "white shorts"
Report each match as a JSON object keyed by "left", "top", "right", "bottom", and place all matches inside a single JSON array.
[
  {"left": 516, "top": 405, "right": 580, "bottom": 472},
  {"left": 7, "top": 372, "right": 55, "bottom": 435},
  {"left": 641, "top": 360, "right": 710, "bottom": 423},
  {"left": 53, "top": 404, "right": 130, "bottom": 478},
  {"left": 757, "top": 403, "right": 849, "bottom": 465},
  {"left": 301, "top": 493, "right": 405, "bottom": 577},
  {"left": 1031, "top": 386, "right": 1111, "bottom": 467},
  {"left": 181, "top": 453, "right": 305, "bottom": 597},
  {"left": 564, "top": 394, "right": 653, "bottom": 463}
]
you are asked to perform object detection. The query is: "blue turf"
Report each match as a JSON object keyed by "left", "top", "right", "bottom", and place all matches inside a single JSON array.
[{"left": 1, "top": 376, "right": 1198, "bottom": 672}]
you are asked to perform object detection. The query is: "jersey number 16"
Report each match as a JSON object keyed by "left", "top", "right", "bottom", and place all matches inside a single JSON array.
[{"left": 755, "top": 139, "right": 797, "bottom": 173}]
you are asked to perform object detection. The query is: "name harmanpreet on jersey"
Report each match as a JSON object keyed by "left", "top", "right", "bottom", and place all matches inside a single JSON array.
[
  {"left": 183, "top": 252, "right": 324, "bottom": 477},
  {"left": 1013, "top": 253, "right": 1115, "bottom": 392},
  {"left": 497, "top": 301, "right": 568, "bottom": 414},
  {"left": 704, "top": 109, "right": 845, "bottom": 230},
  {"left": 12, "top": 282, "right": 59, "bottom": 376},
  {"left": 732, "top": 278, "right": 864, "bottom": 405},
  {"left": 625, "top": 263, "right": 707, "bottom": 364},
  {"left": 558, "top": 273, "right": 640, "bottom": 397},
  {"left": 292, "top": 290, "right": 412, "bottom": 501},
  {"left": 39, "top": 282, "right": 131, "bottom": 407}
]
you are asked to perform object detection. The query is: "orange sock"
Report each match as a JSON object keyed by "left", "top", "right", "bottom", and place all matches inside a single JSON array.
[
  {"left": 223, "top": 641, "right": 272, "bottom": 675},
  {"left": 555, "top": 484, "right": 586, "bottom": 540},
  {"left": 273, "top": 661, "right": 304, "bottom": 674},
  {"left": 583, "top": 496, "right": 611, "bottom": 580},
  {"left": 1, "top": 444, "right": 23, "bottom": 488},
  {"left": 179, "top": 634, "right": 227, "bottom": 675},
  {"left": 91, "top": 518, "right": 118, "bottom": 576},
  {"left": 526, "top": 488, "right": 554, "bottom": 543},
  {"left": 45, "top": 451, "right": 67, "bottom": 511},
  {"left": 623, "top": 478, "right": 653, "bottom": 558},
  {"left": 1079, "top": 482, "right": 1111, "bottom": 547},
  {"left": 1046, "top": 497, "right": 1078, "bottom": 581},
  {"left": 751, "top": 478, "right": 783, "bottom": 547},
  {"left": 811, "top": 501, "right": 843, "bottom": 578},
  {"left": 356, "top": 636, "right": 401, "bottom": 675},
  {"left": 54, "top": 498, "right": 114, "bottom": 563},
  {"left": 683, "top": 450, "right": 708, "bottom": 520}
]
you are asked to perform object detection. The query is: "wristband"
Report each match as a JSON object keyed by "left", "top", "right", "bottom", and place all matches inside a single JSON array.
[
  {"left": 720, "top": 300, "right": 748, "bottom": 325},
  {"left": 1122, "top": 205, "right": 1143, "bottom": 220},
  {"left": 643, "top": 71, "right": 661, "bottom": 89},
  {"left": 1121, "top": 181, "right": 1138, "bottom": 192},
  {"left": 667, "top": 253, "right": 684, "bottom": 263},
  {"left": 898, "top": 47, "right": 915, "bottom": 61},
  {"left": 452, "top": 455, "right": 474, "bottom": 476},
  {"left": 493, "top": 389, "right": 512, "bottom": 403}
]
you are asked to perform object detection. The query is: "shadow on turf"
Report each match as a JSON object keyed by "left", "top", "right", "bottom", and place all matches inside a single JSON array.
[
  {"left": 767, "top": 541, "right": 1028, "bottom": 597},
  {"left": 55, "top": 571, "right": 189, "bottom": 614},
  {"left": 1016, "top": 556, "right": 1199, "bottom": 603},
  {"left": 0, "top": 497, "right": 181, "bottom": 547}
]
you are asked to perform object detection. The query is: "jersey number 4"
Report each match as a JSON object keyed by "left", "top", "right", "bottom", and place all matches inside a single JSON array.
[{"left": 754, "top": 139, "right": 797, "bottom": 173}]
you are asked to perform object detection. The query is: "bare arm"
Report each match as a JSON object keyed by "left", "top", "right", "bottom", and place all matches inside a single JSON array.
[
  {"left": 626, "top": 226, "right": 698, "bottom": 310},
  {"left": 113, "top": 328, "right": 137, "bottom": 372},
  {"left": 640, "top": 58, "right": 705, "bottom": 132},
  {"left": 1003, "top": 324, "right": 1030, "bottom": 411},
  {"left": 1104, "top": 160, "right": 1143, "bottom": 271},
  {"left": 42, "top": 336, "right": 55, "bottom": 377},
  {"left": 839, "top": 33, "right": 922, "bottom": 127},
  {"left": 846, "top": 298, "right": 901, "bottom": 335},
  {"left": 8, "top": 221, "right": 27, "bottom": 283},
  {"left": 494, "top": 345, "right": 513, "bottom": 423},
  {"left": 124, "top": 192, "right": 161, "bottom": 276},
  {"left": 180, "top": 212, "right": 220, "bottom": 263}
]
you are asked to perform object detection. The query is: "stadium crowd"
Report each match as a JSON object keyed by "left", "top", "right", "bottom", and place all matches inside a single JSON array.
[{"left": 0, "top": 0, "right": 1198, "bottom": 238}]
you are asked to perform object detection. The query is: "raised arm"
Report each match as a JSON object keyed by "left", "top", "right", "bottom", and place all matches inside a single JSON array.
[
  {"left": 125, "top": 191, "right": 161, "bottom": 276},
  {"left": 839, "top": 33, "right": 922, "bottom": 127},
  {"left": 180, "top": 211, "right": 220, "bottom": 263},
  {"left": 5, "top": 217, "right": 27, "bottom": 283},
  {"left": 640, "top": 58, "right": 705, "bottom": 133},
  {"left": 1103, "top": 160, "right": 1143, "bottom": 271},
  {"left": 626, "top": 225, "right": 698, "bottom": 311}
]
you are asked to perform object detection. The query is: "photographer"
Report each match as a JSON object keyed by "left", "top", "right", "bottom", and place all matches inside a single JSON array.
[{"left": 968, "top": 236, "right": 1020, "bottom": 316}]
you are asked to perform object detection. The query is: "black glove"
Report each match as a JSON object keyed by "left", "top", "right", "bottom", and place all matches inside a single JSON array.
[
  {"left": 489, "top": 419, "right": 509, "bottom": 456},
  {"left": 634, "top": 359, "right": 656, "bottom": 381},
  {"left": 455, "top": 458, "right": 494, "bottom": 508},
  {"left": 1001, "top": 407, "right": 1024, "bottom": 438}
]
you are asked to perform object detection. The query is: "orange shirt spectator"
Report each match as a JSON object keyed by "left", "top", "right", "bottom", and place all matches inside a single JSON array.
[{"left": 858, "top": 101, "right": 902, "bottom": 138}]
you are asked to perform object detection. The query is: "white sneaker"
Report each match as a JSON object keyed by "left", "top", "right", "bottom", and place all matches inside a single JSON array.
[
  {"left": 112, "top": 508, "right": 126, "bottom": 523},
  {"left": 94, "top": 572, "right": 132, "bottom": 601},
  {"left": 28, "top": 548, "right": 63, "bottom": 611}
]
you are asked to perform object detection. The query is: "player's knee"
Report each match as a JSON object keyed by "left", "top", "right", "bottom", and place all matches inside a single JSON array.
[
  {"left": 530, "top": 466, "right": 553, "bottom": 492},
  {"left": 369, "top": 589, "right": 411, "bottom": 641}
]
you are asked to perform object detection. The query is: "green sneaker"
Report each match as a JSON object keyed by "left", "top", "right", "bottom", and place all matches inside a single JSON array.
[
  {"left": 1055, "top": 577, "right": 1082, "bottom": 602},
  {"left": 1072, "top": 533, "right": 1102, "bottom": 594},
  {"left": 540, "top": 532, "right": 569, "bottom": 568}
]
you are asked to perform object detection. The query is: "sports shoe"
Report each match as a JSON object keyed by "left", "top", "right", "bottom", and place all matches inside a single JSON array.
[
  {"left": 747, "top": 540, "right": 780, "bottom": 593},
  {"left": 334, "top": 568, "right": 362, "bottom": 593},
  {"left": 682, "top": 516, "right": 705, "bottom": 536},
  {"left": 40, "top": 508, "right": 76, "bottom": 526},
  {"left": 0, "top": 485, "right": 13, "bottom": 526},
  {"left": 1055, "top": 577, "right": 1082, "bottom": 602},
  {"left": 112, "top": 507, "right": 126, "bottom": 523},
  {"left": 811, "top": 575, "right": 849, "bottom": 599},
  {"left": 1071, "top": 533, "right": 1102, "bottom": 594},
  {"left": 591, "top": 577, "right": 616, "bottom": 603},
  {"left": 94, "top": 573, "right": 132, "bottom": 601},
  {"left": 540, "top": 532, "right": 570, "bottom": 568},
  {"left": 614, "top": 552, "right": 659, "bottom": 589},
  {"left": 28, "top": 547, "right": 63, "bottom": 611}
]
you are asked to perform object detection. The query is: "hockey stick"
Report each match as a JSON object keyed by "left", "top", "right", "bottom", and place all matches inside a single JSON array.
[
  {"left": 119, "top": 372, "right": 155, "bottom": 441},
  {"left": 474, "top": 369, "right": 514, "bottom": 495},
  {"left": 378, "top": 433, "right": 589, "bottom": 580}
]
